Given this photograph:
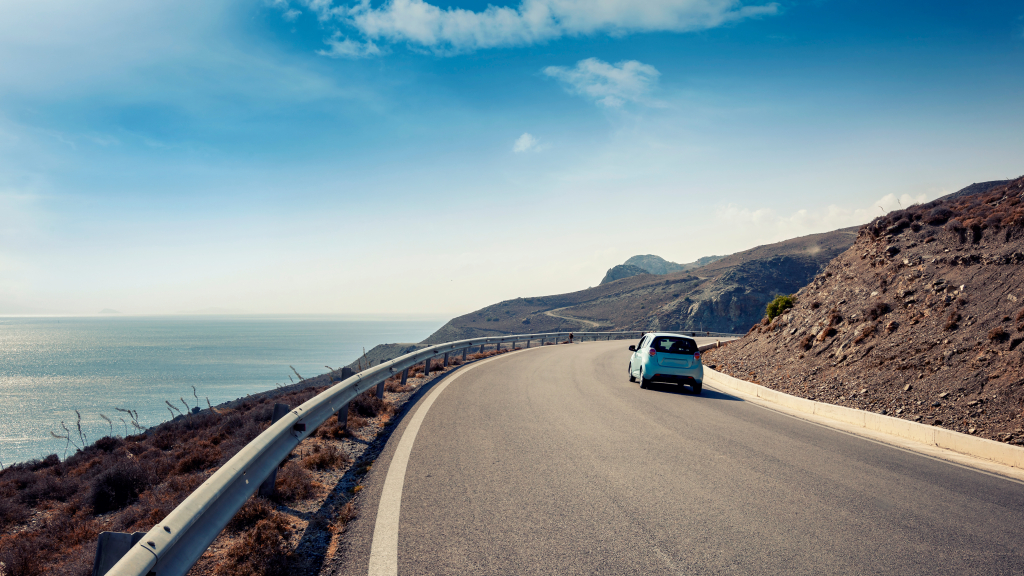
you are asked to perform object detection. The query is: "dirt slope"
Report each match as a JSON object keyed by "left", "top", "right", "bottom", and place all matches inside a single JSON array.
[{"left": 705, "top": 176, "right": 1024, "bottom": 445}]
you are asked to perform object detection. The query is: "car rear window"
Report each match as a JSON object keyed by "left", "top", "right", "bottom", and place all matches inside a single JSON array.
[{"left": 651, "top": 336, "right": 697, "bottom": 354}]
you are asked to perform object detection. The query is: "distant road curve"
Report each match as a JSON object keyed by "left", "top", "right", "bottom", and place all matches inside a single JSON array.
[
  {"left": 329, "top": 340, "right": 1024, "bottom": 576},
  {"left": 542, "top": 306, "right": 606, "bottom": 328}
]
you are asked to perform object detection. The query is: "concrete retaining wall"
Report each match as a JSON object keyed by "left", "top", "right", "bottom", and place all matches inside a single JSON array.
[{"left": 702, "top": 365, "right": 1024, "bottom": 470}]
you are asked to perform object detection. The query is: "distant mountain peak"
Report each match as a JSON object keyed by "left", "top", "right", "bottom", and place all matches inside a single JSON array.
[
  {"left": 600, "top": 264, "right": 651, "bottom": 285},
  {"left": 600, "top": 253, "right": 727, "bottom": 285}
]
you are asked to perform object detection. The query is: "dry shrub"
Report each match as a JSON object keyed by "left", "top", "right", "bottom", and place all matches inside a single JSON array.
[
  {"left": 216, "top": 516, "right": 291, "bottom": 576},
  {"left": 227, "top": 496, "right": 276, "bottom": 533},
  {"left": 350, "top": 390, "right": 392, "bottom": 419},
  {"left": 334, "top": 500, "right": 356, "bottom": 528},
  {"left": 0, "top": 497, "right": 30, "bottom": 531},
  {"left": 853, "top": 324, "right": 876, "bottom": 344},
  {"left": 864, "top": 302, "right": 891, "bottom": 321},
  {"left": 173, "top": 441, "right": 222, "bottom": 474},
  {"left": 989, "top": 326, "right": 1009, "bottom": 342},
  {"left": 827, "top": 309, "right": 844, "bottom": 326},
  {"left": 816, "top": 327, "right": 837, "bottom": 342},
  {"left": 89, "top": 461, "right": 149, "bottom": 514},
  {"left": 301, "top": 444, "right": 349, "bottom": 471},
  {"left": 347, "top": 413, "right": 368, "bottom": 430},
  {"left": 945, "top": 312, "right": 961, "bottom": 331},
  {"left": 315, "top": 415, "right": 350, "bottom": 439},
  {"left": 1016, "top": 308, "right": 1024, "bottom": 322},
  {"left": 0, "top": 533, "right": 48, "bottom": 576},
  {"left": 166, "top": 471, "right": 207, "bottom": 496},
  {"left": 810, "top": 301, "right": 821, "bottom": 310},
  {"left": 17, "top": 470, "right": 80, "bottom": 506},
  {"left": 799, "top": 334, "right": 813, "bottom": 350},
  {"left": 272, "top": 462, "right": 316, "bottom": 503}
]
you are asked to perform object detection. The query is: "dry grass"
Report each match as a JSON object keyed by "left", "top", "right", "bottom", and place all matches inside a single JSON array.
[
  {"left": 301, "top": 444, "right": 350, "bottom": 471},
  {"left": 226, "top": 497, "right": 276, "bottom": 533},
  {"left": 215, "top": 515, "right": 291, "bottom": 576},
  {"left": 989, "top": 326, "right": 1009, "bottom": 342},
  {"left": 271, "top": 462, "right": 317, "bottom": 503}
]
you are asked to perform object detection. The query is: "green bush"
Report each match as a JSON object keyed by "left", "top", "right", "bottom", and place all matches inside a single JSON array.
[{"left": 765, "top": 295, "right": 796, "bottom": 321}]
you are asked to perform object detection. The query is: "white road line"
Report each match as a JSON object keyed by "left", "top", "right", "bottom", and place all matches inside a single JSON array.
[{"left": 366, "top": 349, "right": 533, "bottom": 576}]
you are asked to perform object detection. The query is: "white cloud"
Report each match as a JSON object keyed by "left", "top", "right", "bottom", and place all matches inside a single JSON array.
[
  {"left": 317, "top": 32, "right": 382, "bottom": 58},
  {"left": 713, "top": 192, "right": 930, "bottom": 242},
  {"left": 544, "top": 58, "right": 659, "bottom": 107},
  {"left": 291, "top": 0, "right": 779, "bottom": 54},
  {"left": 513, "top": 133, "right": 540, "bottom": 153},
  {"left": 283, "top": 9, "right": 302, "bottom": 22}
]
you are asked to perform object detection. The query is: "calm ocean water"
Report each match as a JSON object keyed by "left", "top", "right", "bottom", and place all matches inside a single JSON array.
[{"left": 0, "top": 315, "right": 444, "bottom": 465}]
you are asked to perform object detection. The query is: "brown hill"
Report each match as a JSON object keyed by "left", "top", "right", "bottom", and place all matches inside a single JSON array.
[
  {"left": 421, "top": 227, "right": 857, "bottom": 344},
  {"left": 704, "top": 176, "right": 1024, "bottom": 446}
]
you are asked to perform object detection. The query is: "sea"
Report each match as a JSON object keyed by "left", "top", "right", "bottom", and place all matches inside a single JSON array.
[{"left": 0, "top": 315, "right": 445, "bottom": 466}]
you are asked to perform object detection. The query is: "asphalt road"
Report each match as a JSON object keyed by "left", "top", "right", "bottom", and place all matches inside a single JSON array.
[{"left": 331, "top": 340, "right": 1024, "bottom": 575}]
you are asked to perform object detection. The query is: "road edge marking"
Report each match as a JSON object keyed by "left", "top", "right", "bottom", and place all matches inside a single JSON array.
[{"left": 365, "top": 346, "right": 542, "bottom": 576}]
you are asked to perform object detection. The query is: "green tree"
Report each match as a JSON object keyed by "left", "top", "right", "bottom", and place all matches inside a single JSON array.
[{"left": 765, "top": 294, "right": 796, "bottom": 321}]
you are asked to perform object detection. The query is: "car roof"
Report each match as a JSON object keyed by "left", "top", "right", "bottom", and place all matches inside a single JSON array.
[{"left": 645, "top": 332, "right": 696, "bottom": 340}]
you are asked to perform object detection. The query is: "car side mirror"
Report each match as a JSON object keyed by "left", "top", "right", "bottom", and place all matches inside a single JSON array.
[{"left": 628, "top": 345, "right": 636, "bottom": 352}]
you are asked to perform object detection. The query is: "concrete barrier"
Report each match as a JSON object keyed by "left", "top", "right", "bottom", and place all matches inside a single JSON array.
[{"left": 703, "top": 367, "right": 1024, "bottom": 471}]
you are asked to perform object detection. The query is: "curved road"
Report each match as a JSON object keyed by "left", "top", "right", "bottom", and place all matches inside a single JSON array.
[{"left": 331, "top": 340, "right": 1024, "bottom": 575}]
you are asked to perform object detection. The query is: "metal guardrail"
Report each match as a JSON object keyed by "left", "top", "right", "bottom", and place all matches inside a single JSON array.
[
  {"left": 108, "top": 330, "right": 698, "bottom": 575},
  {"left": 104, "top": 329, "right": 744, "bottom": 575}
]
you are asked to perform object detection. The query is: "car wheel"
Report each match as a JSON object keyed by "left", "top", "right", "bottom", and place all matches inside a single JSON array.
[
  {"left": 639, "top": 367, "right": 649, "bottom": 389},
  {"left": 628, "top": 363, "right": 636, "bottom": 383},
  {"left": 692, "top": 382, "right": 702, "bottom": 395}
]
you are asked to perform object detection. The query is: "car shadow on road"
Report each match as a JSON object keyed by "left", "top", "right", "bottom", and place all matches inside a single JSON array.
[{"left": 644, "top": 383, "right": 741, "bottom": 401}]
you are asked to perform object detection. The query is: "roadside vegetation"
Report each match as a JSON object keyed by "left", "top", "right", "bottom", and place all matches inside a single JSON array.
[
  {"left": 764, "top": 294, "right": 796, "bottom": 322},
  {"left": 0, "top": 345, "right": 523, "bottom": 576}
]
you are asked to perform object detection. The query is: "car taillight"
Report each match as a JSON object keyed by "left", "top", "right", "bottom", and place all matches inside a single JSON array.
[
  {"left": 648, "top": 348, "right": 657, "bottom": 356},
  {"left": 694, "top": 351, "right": 701, "bottom": 362}
]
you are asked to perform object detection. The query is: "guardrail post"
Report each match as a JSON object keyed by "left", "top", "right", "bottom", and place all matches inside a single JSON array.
[
  {"left": 92, "top": 531, "right": 147, "bottom": 576},
  {"left": 443, "top": 352, "right": 449, "bottom": 367},
  {"left": 400, "top": 367, "right": 409, "bottom": 387},
  {"left": 376, "top": 378, "right": 385, "bottom": 399},
  {"left": 341, "top": 366, "right": 354, "bottom": 380},
  {"left": 462, "top": 348, "right": 468, "bottom": 361},
  {"left": 526, "top": 339, "right": 530, "bottom": 348},
  {"left": 336, "top": 401, "right": 349, "bottom": 432},
  {"left": 258, "top": 403, "right": 291, "bottom": 498},
  {"left": 424, "top": 357, "right": 431, "bottom": 377}
]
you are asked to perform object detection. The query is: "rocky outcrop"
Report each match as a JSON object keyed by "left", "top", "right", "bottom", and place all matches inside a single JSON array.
[{"left": 599, "top": 264, "right": 651, "bottom": 285}]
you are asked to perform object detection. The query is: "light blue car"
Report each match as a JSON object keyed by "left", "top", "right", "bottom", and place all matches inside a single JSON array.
[{"left": 628, "top": 332, "right": 703, "bottom": 394}]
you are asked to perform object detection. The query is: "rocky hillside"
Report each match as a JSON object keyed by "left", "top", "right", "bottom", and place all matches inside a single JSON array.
[
  {"left": 704, "top": 176, "right": 1024, "bottom": 445},
  {"left": 421, "top": 228, "right": 856, "bottom": 344}
]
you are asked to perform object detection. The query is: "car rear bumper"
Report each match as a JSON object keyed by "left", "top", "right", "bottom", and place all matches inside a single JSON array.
[{"left": 646, "top": 366, "right": 703, "bottom": 385}]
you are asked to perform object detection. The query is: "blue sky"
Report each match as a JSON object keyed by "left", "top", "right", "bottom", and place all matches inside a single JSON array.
[{"left": 1, "top": 0, "right": 1022, "bottom": 315}]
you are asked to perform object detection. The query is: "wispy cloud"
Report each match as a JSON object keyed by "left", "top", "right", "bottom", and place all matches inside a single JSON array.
[
  {"left": 289, "top": 0, "right": 779, "bottom": 55},
  {"left": 714, "top": 192, "right": 930, "bottom": 240},
  {"left": 544, "top": 58, "right": 660, "bottom": 107},
  {"left": 513, "top": 132, "right": 541, "bottom": 153},
  {"left": 317, "top": 32, "right": 382, "bottom": 58}
]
